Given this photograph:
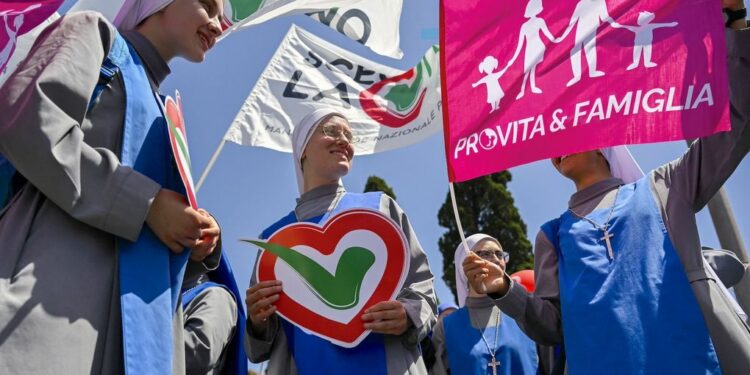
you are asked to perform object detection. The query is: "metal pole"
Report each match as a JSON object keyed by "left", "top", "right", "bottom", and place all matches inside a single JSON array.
[
  {"left": 705, "top": 187, "right": 750, "bottom": 314},
  {"left": 686, "top": 140, "right": 750, "bottom": 314}
]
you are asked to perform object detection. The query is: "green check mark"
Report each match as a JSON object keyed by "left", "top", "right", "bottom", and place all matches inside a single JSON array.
[{"left": 248, "top": 240, "right": 376, "bottom": 310}]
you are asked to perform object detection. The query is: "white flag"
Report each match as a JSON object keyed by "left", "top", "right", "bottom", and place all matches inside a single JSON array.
[
  {"left": 224, "top": 24, "right": 441, "bottom": 155},
  {"left": 70, "top": 0, "right": 404, "bottom": 59},
  {"left": 227, "top": 0, "right": 404, "bottom": 59},
  {"left": 306, "top": 1, "right": 403, "bottom": 59}
]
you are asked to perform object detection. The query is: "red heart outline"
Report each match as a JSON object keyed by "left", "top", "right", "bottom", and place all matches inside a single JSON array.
[
  {"left": 162, "top": 92, "right": 198, "bottom": 209},
  {"left": 256, "top": 208, "right": 409, "bottom": 348}
]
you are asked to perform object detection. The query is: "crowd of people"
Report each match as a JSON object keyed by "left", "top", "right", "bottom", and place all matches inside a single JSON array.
[{"left": 0, "top": 0, "right": 749, "bottom": 374}]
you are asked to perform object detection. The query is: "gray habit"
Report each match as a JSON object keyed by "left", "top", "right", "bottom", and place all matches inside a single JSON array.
[
  {"left": 244, "top": 184, "right": 437, "bottom": 375},
  {"left": 0, "top": 12, "right": 192, "bottom": 375},
  {"left": 491, "top": 28, "right": 750, "bottom": 374}
]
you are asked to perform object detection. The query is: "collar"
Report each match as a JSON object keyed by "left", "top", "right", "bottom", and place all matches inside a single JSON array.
[
  {"left": 121, "top": 30, "right": 171, "bottom": 88},
  {"left": 466, "top": 296, "right": 498, "bottom": 309},
  {"left": 568, "top": 177, "right": 623, "bottom": 208},
  {"left": 296, "top": 183, "right": 345, "bottom": 204}
]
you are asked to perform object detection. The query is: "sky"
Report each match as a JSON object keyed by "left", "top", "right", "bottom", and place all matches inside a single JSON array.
[{"left": 57, "top": 0, "right": 750, "bottom": 371}]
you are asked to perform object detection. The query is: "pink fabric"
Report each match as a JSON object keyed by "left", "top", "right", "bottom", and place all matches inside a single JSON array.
[
  {"left": 0, "top": 1, "right": 62, "bottom": 73},
  {"left": 440, "top": 0, "right": 730, "bottom": 182}
]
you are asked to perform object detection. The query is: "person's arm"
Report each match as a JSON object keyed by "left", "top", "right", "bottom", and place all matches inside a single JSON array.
[
  {"left": 466, "top": 231, "right": 564, "bottom": 345},
  {"left": 541, "top": 22, "right": 556, "bottom": 43},
  {"left": 504, "top": 30, "right": 525, "bottom": 71},
  {"left": 184, "top": 287, "right": 238, "bottom": 374},
  {"left": 0, "top": 12, "right": 161, "bottom": 241},
  {"left": 600, "top": 2, "right": 623, "bottom": 28},
  {"left": 379, "top": 195, "right": 438, "bottom": 346},
  {"left": 430, "top": 319, "right": 450, "bottom": 375},
  {"left": 658, "top": 7, "right": 750, "bottom": 212}
]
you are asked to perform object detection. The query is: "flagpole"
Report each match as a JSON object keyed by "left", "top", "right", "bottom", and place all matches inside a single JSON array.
[
  {"left": 449, "top": 182, "right": 470, "bottom": 255},
  {"left": 683, "top": 140, "right": 750, "bottom": 313},
  {"left": 196, "top": 139, "right": 227, "bottom": 192}
]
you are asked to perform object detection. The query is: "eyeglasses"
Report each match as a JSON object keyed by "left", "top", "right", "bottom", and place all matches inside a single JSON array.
[
  {"left": 474, "top": 249, "right": 509, "bottom": 262},
  {"left": 320, "top": 124, "right": 354, "bottom": 144}
]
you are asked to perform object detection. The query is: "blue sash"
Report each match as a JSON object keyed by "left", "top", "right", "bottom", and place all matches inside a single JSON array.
[
  {"left": 261, "top": 192, "right": 388, "bottom": 375},
  {"left": 444, "top": 307, "right": 537, "bottom": 375},
  {"left": 110, "top": 33, "right": 191, "bottom": 375},
  {"left": 541, "top": 178, "right": 721, "bottom": 374},
  {"left": 181, "top": 257, "right": 248, "bottom": 375}
]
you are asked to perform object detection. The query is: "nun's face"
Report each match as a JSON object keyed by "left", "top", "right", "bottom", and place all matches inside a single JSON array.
[
  {"left": 158, "top": 0, "right": 223, "bottom": 62},
  {"left": 472, "top": 240, "right": 507, "bottom": 272},
  {"left": 302, "top": 116, "right": 354, "bottom": 181},
  {"left": 550, "top": 150, "right": 608, "bottom": 181}
]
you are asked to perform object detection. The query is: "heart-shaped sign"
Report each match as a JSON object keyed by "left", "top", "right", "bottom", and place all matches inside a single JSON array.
[
  {"left": 161, "top": 91, "right": 198, "bottom": 209},
  {"left": 250, "top": 208, "right": 410, "bottom": 348}
]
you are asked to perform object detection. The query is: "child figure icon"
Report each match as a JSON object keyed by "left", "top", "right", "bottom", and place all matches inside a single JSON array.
[
  {"left": 621, "top": 11, "right": 678, "bottom": 71},
  {"left": 472, "top": 56, "right": 508, "bottom": 113}
]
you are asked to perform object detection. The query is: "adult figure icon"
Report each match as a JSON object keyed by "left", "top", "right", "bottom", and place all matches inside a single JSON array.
[
  {"left": 558, "top": 0, "right": 623, "bottom": 87},
  {"left": 504, "top": 0, "right": 560, "bottom": 100},
  {"left": 0, "top": 4, "right": 40, "bottom": 74}
]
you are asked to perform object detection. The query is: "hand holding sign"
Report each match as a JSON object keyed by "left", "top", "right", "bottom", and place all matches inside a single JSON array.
[
  {"left": 146, "top": 189, "right": 210, "bottom": 253},
  {"left": 147, "top": 92, "right": 219, "bottom": 255},
  {"left": 362, "top": 300, "right": 410, "bottom": 335}
]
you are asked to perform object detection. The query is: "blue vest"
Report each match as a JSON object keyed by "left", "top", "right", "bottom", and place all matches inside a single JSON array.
[
  {"left": 109, "top": 33, "right": 191, "bottom": 375},
  {"left": 444, "top": 307, "right": 537, "bottom": 375},
  {"left": 181, "top": 256, "right": 248, "bottom": 375},
  {"left": 260, "top": 192, "right": 388, "bottom": 375},
  {"left": 541, "top": 178, "right": 721, "bottom": 374}
]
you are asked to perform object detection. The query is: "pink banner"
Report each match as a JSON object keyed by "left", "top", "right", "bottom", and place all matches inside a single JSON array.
[
  {"left": 1, "top": 0, "right": 62, "bottom": 73},
  {"left": 440, "top": 0, "right": 730, "bottom": 182}
]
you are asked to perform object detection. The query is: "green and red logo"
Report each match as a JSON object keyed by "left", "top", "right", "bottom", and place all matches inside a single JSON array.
[
  {"left": 222, "top": 0, "right": 263, "bottom": 28},
  {"left": 360, "top": 45, "right": 438, "bottom": 128},
  {"left": 163, "top": 92, "right": 198, "bottom": 209},
  {"left": 250, "top": 209, "right": 409, "bottom": 347}
]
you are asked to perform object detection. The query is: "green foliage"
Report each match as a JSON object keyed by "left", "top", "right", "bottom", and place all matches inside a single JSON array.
[
  {"left": 363, "top": 175, "right": 397, "bottom": 201},
  {"left": 437, "top": 172, "right": 534, "bottom": 304}
]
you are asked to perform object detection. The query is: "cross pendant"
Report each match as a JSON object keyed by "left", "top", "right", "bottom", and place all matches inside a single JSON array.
[
  {"left": 601, "top": 230, "right": 614, "bottom": 259},
  {"left": 488, "top": 356, "right": 500, "bottom": 375}
]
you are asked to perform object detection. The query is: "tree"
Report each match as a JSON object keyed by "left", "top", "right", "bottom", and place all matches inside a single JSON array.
[
  {"left": 363, "top": 175, "right": 397, "bottom": 200},
  {"left": 437, "top": 171, "right": 534, "bottom": 304}
]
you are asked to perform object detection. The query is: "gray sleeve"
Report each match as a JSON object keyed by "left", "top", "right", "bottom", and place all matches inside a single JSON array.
[
  {"left": 184, "top": 237, "right": 223, "bottom": 282},
  {"left": 0, "top": 11, "right": 160, "bottom": 242},
  {"left": 430, "top": 319, "right": 450, "bottom": 375},
  {"left": 244, "top": 249, "right": 281, "bottom": 363},
  {"left": 655, "top": 28, "right": 750, "bottom": 211},
  {"left": 381, "top": 195, "right": 438, "bottom": 347},
  {"left": 184, "top": 287, "right": 238, "bottom": 375},
  {"left": 492, "top": 231, "right": 563, "bottom": 345}
]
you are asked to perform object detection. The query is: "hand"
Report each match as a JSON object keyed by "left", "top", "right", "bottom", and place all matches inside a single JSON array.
[
  {"left": 723, "top": 0, "right": 745, "bottom": 11},
  {"left": 246, "top": 280, "right": 282, "bottom": 334},
  {"left": 146, "top": 189, "right": 212, "bottom": 253},
  {"left": 723, "top": 0, "right": 747, "bottom": 29},
  {"left": 189, "top": 209, "right": 220, "bottom": 262},
  {"left": 362, "top": 300, "right": 410, "bottom": 335},
  {"left": 463, "top": 252, "right": 509, "bottom": 295}
]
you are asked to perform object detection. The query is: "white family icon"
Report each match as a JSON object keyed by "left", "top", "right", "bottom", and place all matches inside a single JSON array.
[
  {"left": 0, "top": 4, "right": 40, "bottom": 76},
  {"left": 472, "top": 0, "right": 679, "bottom": 114}
]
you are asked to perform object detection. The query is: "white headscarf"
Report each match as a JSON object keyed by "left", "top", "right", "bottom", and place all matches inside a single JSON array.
[
  {"left": 600, "top": 145, "right": 644, "bottom": 184},
  {"left": 113, "top": 0, "right": 174, "bottom": 30},
  {"left": 291, "top": 108, "right": 346, "bottom": 195},
  {"left": 454, "top": 234, "right": 503, "bottom": 308}
]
